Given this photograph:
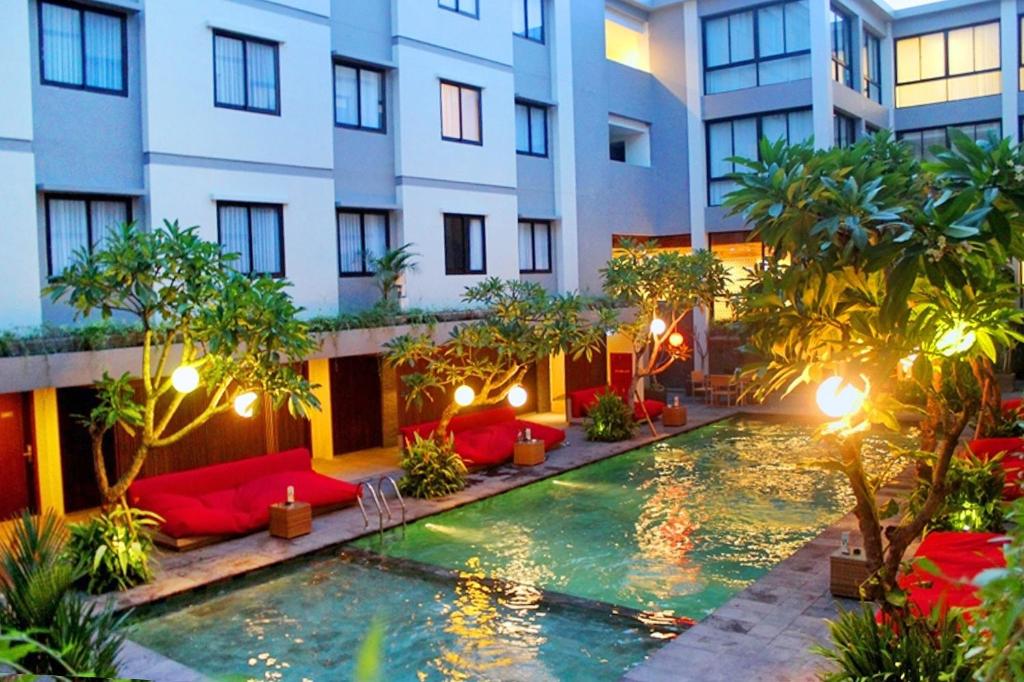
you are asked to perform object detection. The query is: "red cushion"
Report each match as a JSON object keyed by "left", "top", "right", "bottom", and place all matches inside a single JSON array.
[
  {"left": 568, "top": 386, "right": 663, "bottom": 422},
  {"left": 966, "top": 439, "right": 1024, "bottom": 500},
  {"left": 967, "top": 438, "right": 1024, "bottom": 462},
  {"left": 236, "top": 471, "right": 360, "bottom": 528},
  {"left": 898, "top": 532, "right": 1008, "bottom": 618},
  {"left": 141, "top": 493, "right": 252, "bottom": 538},
  {"left": 1002, "top": 398, "right": 1023, "bottom": 416},
  {"left": 636, "top": 400, "right": 665, "bottom": 420},
  {"left": 400, "top": 407, "right": 518, "bottom": 445},
  {"left": 451, "top": 419, "right": 564, "bottom": 467}
]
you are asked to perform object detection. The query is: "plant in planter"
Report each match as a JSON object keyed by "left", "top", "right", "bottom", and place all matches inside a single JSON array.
[
  {"left": 370, "top": 243, "right": 418, "bottom": 312},
  {"left": 909, "top": 451, "right": 1005, "bottom": 532},
  {"left": 584, "top": 391, "right": 636, "bottom": 442},
  {"left": 398, "top": 433, "right": 468, "bottom": 499},
  {"left": 66, "top": 504, "right": 163, "bottom": 594}
]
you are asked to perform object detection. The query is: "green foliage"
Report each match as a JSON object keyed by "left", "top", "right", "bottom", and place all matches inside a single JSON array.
[
  {"left": 66, "top": 505, "right": 163, "bottom": 594},
  {"left": 909, "top": 451, "right": 1005, "bottom": 532},
  {"left": 584, "top": 391, "right": 636, "bottom": 442},
  {"left": 0, "top": 511, "right": 127, "bottom": 678},
  {"left": 370, "top": 243, "right": 418, "bottom": 309},
  {"left": 816, "top": 605, "right": 975, "bottom": 682},
  {"left": 399, "top": 434, "right": 468, "bottom": 499}
]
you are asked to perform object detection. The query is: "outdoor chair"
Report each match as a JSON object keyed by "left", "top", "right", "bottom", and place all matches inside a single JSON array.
[
  {"left": 707, "top": 374, "right": 739, "bottom": 406},
  {"left": 691, "top": 370, "right": 709, "bottom": 403}
]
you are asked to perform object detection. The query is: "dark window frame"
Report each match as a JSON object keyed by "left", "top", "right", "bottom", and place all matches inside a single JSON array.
[
  {"left": 38, "top": 0, "right": 128, "bottom": 96},
  {"left": 897, "top": 120, "right": 1002, "bottom": 158},
  {"left": 514, "top": 0, "right": 545, "bottom": 43},
  {"left": 834, "top": 111, "right": 856, "bottom": 147},
  {"left": 337, "top": 209, "right": 391, "bottom": 277},
  {"left": 830, "top": 6, "right": 852, "bottom": 88},
  {"left": 215, "top": 201, "right": 286, "bottom": 277},
  {"left": 212, "top": 29, "right": 281, "bottom": 116},
  {"left": 863, "top": 30, "right": 882, "bottom": 103},
  {"left": 894, "top": 20, "right": 1001, "bottom": 105},
  {"left": 519, "top": 219, "right": 552, "bottom": 274},
  {"left": 701, "top": 0, "right": 812, "bottom": 95},
  {"left": 44, "top": 193, "right": 133, "bottom": 278},
  {"left": 439, "top": 79, "right": 483, "bottom": 145},
  {"left": 438, "top": 0, "right": 479, "bottom": 19},
  {"left": 333, "top": 60, "right": 386, "bottom": 133},
  {"left": 443, "top": 213, "right": 487, "bottom": 275},
  {"left": 515, "top": 99, "right": 548, "bottom": 157}
]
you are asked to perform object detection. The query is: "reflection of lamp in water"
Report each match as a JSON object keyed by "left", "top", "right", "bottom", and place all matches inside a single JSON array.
[
  {"left": 454, "top": 385, "right": 475, "bottom": 407},
  {"left": 815, "top": 376, "right": 865, "bottom": 418}
]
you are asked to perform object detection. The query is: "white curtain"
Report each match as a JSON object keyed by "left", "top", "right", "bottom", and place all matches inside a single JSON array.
[
  {"left": 89, "top": 200, "right": 128, "bottom": 250},
  {"left": 360, "top": 69, "right": 382, "bottom": 128},
  {"left": 758, "top": 5, "right": 784, "bottom": 57},
  {"left": 533, "top": 223, "right": 550, "bottom": 270},
  {"left": 733, "top": 117, "right": 758, "bottom": 163},
  {"left": 758, "top": 54, "right": 809, "bottom": 85},
  {"left": 530, "top": 106, "right": 546, "bottom": 154},
  {"left": 515, "top": 104, "right": 530, "bottom": 151},
  {"left": 335, "top": 65, "right": 358, "bottom": 125},
  {"left": 513, "top": 0, "right": 526, "bottom": 35},
  {"left": 787, "top": 110, "right": 814, "bottom": 143},
  {"left": 214, "top": 35, "right": 245, "bottom": 106},
  {"left": 84, "top": 11, "right": 123, "bottom": 90},
  {"left": 706, "top": 64, "right": 757, "bottom": 93},
  {"left": 526, "top": 0, "right": 543, "bottom": 40},
  {"left": 219, "top": 205, "right": 251, "bottom": 271},
  {"left": 338, "top": 212, "right": 363, "bottom": 273},
  {"left": 785, "top": 0, "right": 810, "bottom": 52},
  {"left": 364, "top": 214, "right": 387, "bottom": 266},
  {"left": 246, "top": 41, "right": 277, "bottom": 111},
  {"left": 761, "top": 114, "right": 788, "bottom": 143},
  {"left": 518, "top": 222, "right": 532, "bottom": 269},
  {"left": 441, "top": 83, "right": 462, "bottom": 138},
  {"left": 705, "top": 17, "right": 730, "bottom": 68},
  {"left": 972, "top": 23, "right": 1000, "bottom": 72},
  {"left": 729, "top": 12, "right": 754, "bottom": 62},
  {"left": 460, "top": 87, "right": 481, "bottom": 141},
  {"left": 707, "top": 121, "right": 733, "bottom": 178},
  {"left": 709, "top": 181, "right": 735, "bottom": 206},
  {"left": 250, "top": 207, "right": 281, "bottom": 274},
  {"left": 41, "top": 3, "right": 82, "bottom": 85},
  {"left": 48, "top": 199, "right": 88, "bottom": 274},
  {"left": 468, "top": 218, "right": 484, "bottom": 271}
]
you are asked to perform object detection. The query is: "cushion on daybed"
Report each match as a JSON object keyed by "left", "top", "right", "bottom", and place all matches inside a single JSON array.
[{"left": 567, "top": 385, "right": 665, "bottom": 421}]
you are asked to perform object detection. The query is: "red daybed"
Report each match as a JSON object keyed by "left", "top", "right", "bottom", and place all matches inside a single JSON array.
[
  {"left": 567, "top": 385, "right": 665, "bottom": 422},
  {"left": 966, "top": 438, "right": 1024, "bottom": 501},
  {"left": 399, "top": 406, "right": 564, "bottom": 467},
  {"left": 128, "top": 448, "right": 360, "bottom": 550}
]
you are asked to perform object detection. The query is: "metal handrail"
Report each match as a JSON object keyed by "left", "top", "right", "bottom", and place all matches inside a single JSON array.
[
  {"left": 377, "top": 475, "right": 407, "bottom": 530},
  {"left": 357, "top": 481, "right": 387, "bottom": 538},
  {"left": 355, "top": 482, "right": 372, "bottom": 528}
]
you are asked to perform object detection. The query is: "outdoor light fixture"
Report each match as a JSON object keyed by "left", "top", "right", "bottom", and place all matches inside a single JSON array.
[
  {"left": 936, "top": 324, "right": 976, "bottom": 357},
  {"left": 650, "top": 317, "right": 667, "bottom": 336},
  {"left": 668, "top": 332, "right": 685, "bottom": 348},
  {"left": 171, "top": 365, "right": 200, "bottom": 394},
  {"left": 454, "top": 385, "right": 476, "bottom": 407},
  {"left": 507, "top": 385, "right": 528, "bottom": 408},
  {"left": 815, "top": 376, "right": 866, "bottom": 419},
  {"left": 234, "top": 391, "right": 258, "bottom": 418}
]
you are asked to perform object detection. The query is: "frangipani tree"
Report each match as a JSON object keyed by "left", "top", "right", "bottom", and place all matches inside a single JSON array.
[
  {"left": 726, "top": 132, "right": 1024, "bottom": 603},
  {"left": 386, "top": 278, "right": 613, "bottom": 437},
  {"left": 45, "top": 221, "right": 320, "bottom": 505},
  {"left": 601, "top": 240, "right": 730, "bottom": 430}
]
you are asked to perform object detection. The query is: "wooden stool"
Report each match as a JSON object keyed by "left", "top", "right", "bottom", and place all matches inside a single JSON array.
[
  {"left": 269, "top": 501, "right": 312, "bottom": 539},
  {"left": 514, "top": 439, "right": 546, "bottom": 466},
  {"left": 662, "top": 405, "right": 687, "bottom": 427}
]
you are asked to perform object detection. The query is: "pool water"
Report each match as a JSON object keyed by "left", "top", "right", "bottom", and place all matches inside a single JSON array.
[{"left": 131, "top": 417, "right": 909, "bottom": 681}]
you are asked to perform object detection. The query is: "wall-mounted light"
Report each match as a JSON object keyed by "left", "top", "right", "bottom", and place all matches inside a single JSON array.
[
  {"left": 507, "top": 385, "right": 527, "bottom": 408},
  {"left": 171, "top": 365, "right": 200, "bottom": 394},
  {"left": 234, "top": 391, "right": 258, "bottom": 418},
  {"left": 650, "top": 317, "right": 666, "bottom": 336},
  {"left": 454, "top": 385, "right": 476, "bottom": 407}
]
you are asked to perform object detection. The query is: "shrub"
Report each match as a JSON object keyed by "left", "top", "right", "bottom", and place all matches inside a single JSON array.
[
  {"left": 584, "top": 391, "right": 636, "bottom": 442},
  {"left": 816, "top": 605, "right": 975, "bottom": 682},
  {"left": 909, "top": 451, "right": 1005, "bottom": 532},
  {"left": 0, "top": 510, "right": 127, "bottom": 677},
  {"left": 67, "top": 504, "right": 162, "bottom": 594},
  {"left": 399, "top": 434, "right": 468, "bottom": 499}
]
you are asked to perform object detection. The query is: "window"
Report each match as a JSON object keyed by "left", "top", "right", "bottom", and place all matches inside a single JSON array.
[
  {"left": 830, "top": 7, "right": 852, "bottom": 87},
  {"left": 38, "top": 1, "right": 126, "bottom": 94},
  {"left": 217, "top": 202, "right": 284, "bottom": 276},
  {"left": 1020, "top": 16, "right": 1024, "bottom": 90},
  {"left": 518, "top": 220, "right": 552, "bottom": 273},
  {"left": 703, "top": 0, "right": 810, "bottom": 94},
  {"left": 440, "top": 81, "right": 482, "bottom": 144},
  {"left": 515, "top": 101, "right": 548, "bottom": 156},
  {"left": 444, "top": 214, "right": 486, "bottom": 275},
  {"left": 606, "top": 7, "right": 650, "bottom": 72},
  {"left": 213, "top": 30, "right": 279, "bottom": 114},
  {"left": 514, "top": 0, "right": 544, "bottom": 42},
  {"left": 45, "top": 194, "right": 131, "bottom": 276},
  {"left": 707, "top": 109, "right": 813, "bottom": 205},
  {"left": 895, "top": 22, "right": 1000, "bottom": 108},
  {"left": 439, "top": 0, "right": 478, "bottom": 18},
  {"left": 334, "top": 62, "right": 384, "bottom": 131},
  {"left": 898, "top": 121, "right": 1001, "bottom": 161},
  {"left": 338, "top": 210, "right": 389, "bottom": 276},
  {"left": 609, "top": 115, "right": 651, "bottom": 166},
  {"left": 863, "top": 31, "right": 881, "bottom": 102},
  {"left": 834, "top": 112, "right": 856, "bottom": 147}
]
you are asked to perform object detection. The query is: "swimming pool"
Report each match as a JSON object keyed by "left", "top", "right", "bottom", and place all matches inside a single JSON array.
[{"left": 131, "top": 416, "right": 907, "bottom": 681}]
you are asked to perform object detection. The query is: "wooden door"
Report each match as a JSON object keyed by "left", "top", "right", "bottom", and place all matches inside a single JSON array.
[
  {"left": 0, "top": 393, "right": 33, "bottom": 518},
  {"left": 331, "top": 355, "right": 384, "bottom": 454}
]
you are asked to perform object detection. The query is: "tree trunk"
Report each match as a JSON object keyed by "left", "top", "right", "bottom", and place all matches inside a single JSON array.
[
  {"left": 972, "top": 357, "right": 1001, "bottom": 439},
  {"left": 839, "top": 439, "right": 886, "bottom": 597}
]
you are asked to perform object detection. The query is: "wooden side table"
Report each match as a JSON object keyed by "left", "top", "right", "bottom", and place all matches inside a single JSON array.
[
  {"left": 830, "top": 549, "right": 874, "bottom": 599},
  {"left": 514, "top": 439, "right": 546, "bottom": 466},
  {"left": 663, "top": 405, "right": 687, "bottom": 427},
  {"left": 269, "top": 501, "right": 312, "bottom": 539}
]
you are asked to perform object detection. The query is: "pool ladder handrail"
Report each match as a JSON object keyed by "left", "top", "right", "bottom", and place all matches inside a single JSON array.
[
  {"left": 356, "top": 481, "right": 387, "bottom": 538},
  {"left": 376, "top": 475, "right": 407, "bottom": 532}
]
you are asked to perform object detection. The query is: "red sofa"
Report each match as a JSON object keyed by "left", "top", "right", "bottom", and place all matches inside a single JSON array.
[
  {"left": 128, "top": 448, "right": 360, "bottom": 545},
  {"left": 966, "top": 438, "right": 1024, "bottom": 501},
  {"left": 399, "top": 406, "right": 564, "bottom": 467},
  {"left": 567, "top": 385, "right": 665, "bottom": 422}
]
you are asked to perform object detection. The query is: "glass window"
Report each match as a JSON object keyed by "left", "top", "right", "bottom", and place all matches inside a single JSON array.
[
  {"left": 863, "top": 32, "right": 881, "bottom": 103},
  {"left": 217, "top": 202, "right": 284, "bottom": 276},
  {"left": 439, "top": 0, "right": 478, "bottom": 18},
  {"left": 518, "top": 220, "right": 552, "bottom": 273},
  {"left": 514, "top": 0, "right": 544, "bottom": 42},
  {"left": 703, "top": 0, "right": 810, "bottom": 94},
  {"left": 334, "top": 62, "right": 384, "bottom": 131},
  {"left": 834, "top": 112, "right": 856, "bottom": 147},
  {"left": 515, "top": 101, "right": 548, "bottom": 156},
  {"left": 898, "top": 120, "right": 1001, "bottom": 161},
  {"left": 338, "top": 210, "right": 389, "bottom": 276},
  {"left": 213, "top": 31, "right": 279, "bottom": 114},
  {"left": 444, "top": 214, "right": 486, "bottom": 275},
  {"left": 440, "top": 81, "right": 482, "bottom": 144},
  {"left": 606, "top": 7, "right": 650, "bottom": 72},
  {"left": 830, "top": 7, "right": 852, "bottom": 87},
  {"left": 707, "top": 109, "right": 812, "bottom": 205},
  {"left": 896, "top": 22, "right": 1000, "bottom": 108},
  {"left": 39, "top": 1, "right": 125, "bottom": 94},
  {"left": 45, "top": 194, "right": 131, "bottom": 276}
]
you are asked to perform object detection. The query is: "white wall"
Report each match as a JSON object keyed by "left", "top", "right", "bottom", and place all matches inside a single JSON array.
[
  {"left": 0, "top": 2, "right": 34, "bottom": 143},
  {"left": 393, "top": 0, "right": 514, "bottom": 67}
]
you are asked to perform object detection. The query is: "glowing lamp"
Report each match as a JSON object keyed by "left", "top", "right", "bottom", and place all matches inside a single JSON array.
[
  {"left": 650, "top": 317, "right": 667, "bottom": 336},
  {"left": 454, "top": 385, "right": 476, "bottom": 407},
  {"left": 668, "top": 332, "right": 685, "bottom": 348},
  {"left": 171, "top": 365, "right": 200, "bottom": 394},
  {"left": 507, "top": 385, "right": 528, "bottom": 408},
  {"left": 234, "top": 391, "right": 258, "bottom": 418},
  {"left": 936, "top": 325, "right": 976, "bottom": 357},
  {"left": 815, "top": 376, "right": 865, "bottom": 419}
]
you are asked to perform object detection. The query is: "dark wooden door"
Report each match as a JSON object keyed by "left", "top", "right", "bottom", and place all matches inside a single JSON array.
[
  {"left": 58, "top": 387, "right": 115, "bottom": 512},
  {"left": 331, "top": 355, "right": 384, "bottom": 454},
  {"left": 0, "top": 393, "right": 33, "bottom": 518}
]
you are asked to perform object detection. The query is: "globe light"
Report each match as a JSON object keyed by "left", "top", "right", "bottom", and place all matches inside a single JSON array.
[
  {"left": 507, "top": 385, "right": 528, "bottom": 408},
  {"left": 815, "top": 376, "right": 866, "bottom": 419},
  {"left": 234, "top": 391, "right": 258, "bottom": 418},
  {"left": 454, "top": 385, "right": 476, "bottom": 407},
  {"left": 650, "top": 317, "right": 667, "bottom": 336},
  {"left": 668, "top": 332, "right": 685, "bottom": 348},
  {"left": 936, "top": 325, "right": 976, "bottom": 357},
  {"left": 171, "top": 365, "right": 200, "bottom": 394}
]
